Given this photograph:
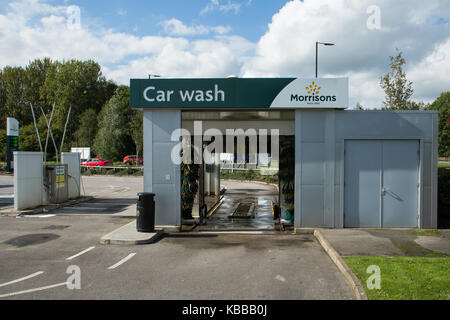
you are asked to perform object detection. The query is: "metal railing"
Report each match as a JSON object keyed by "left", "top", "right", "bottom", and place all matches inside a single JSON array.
[{"left": 80, "top": 165, "right": 143, "bottom": 171}]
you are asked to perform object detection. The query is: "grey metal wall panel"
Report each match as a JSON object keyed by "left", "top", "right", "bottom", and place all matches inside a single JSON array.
[
  {"left": 334, "top": 185, "right": 342, "bottom": 227},
  {"left": 301, "top": 143, "right": 325, "bottom": 185},
  {"left": 153, "top": 184, "right": 179, "bottom": 226},
  {"left": 382, "top": 140, "right": 419, "bottom": 228},
  {"left": 294, "top": 111, "right": 302, "bottom": 228},
  {"left": 344, "top": 140, "right": 382, "bottom": 227},
  {"left": 152, "top": 142, "right": 178, "bottom": 185},
  {"left": 324, "top": 111, "right": 336, "bottom": 227},
  {"left": 301, "top": 186, "right": 324, "bottom": 227},
  {"left": 422, "top": 186, "right": 432, "bottom": 228},
  {"left": 152, "top": 111, "right": 180, "bottom": 142},
  {"left": 61, "top": 152, "right": 81, "bottom": 199},
  {"left": 422, "top": 142, "right": 432, "bottom": 187},
  {"left": 335, "top": 142, "right": 343, "bottom": 184},
  {"left": 335, "top": 112, "right": 433, "bottom": 140},
  {"left": 143, "top": 112, "right": 153, "bottom": 193},
  {"left": 301, "top": 112, "right": 325, "bottom": 142}
]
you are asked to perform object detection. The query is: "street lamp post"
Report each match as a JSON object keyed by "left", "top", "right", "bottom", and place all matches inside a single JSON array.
[{"left": 315, "top": 42, "right": 335, "bottom": 78}]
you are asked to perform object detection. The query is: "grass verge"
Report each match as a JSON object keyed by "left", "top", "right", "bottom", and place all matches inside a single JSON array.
[
  {"left": 406, "top": 229, "right": 441, "bottom": 237},
  {"left": 343, "top": 256, "right": 450, "bottom": 300}
]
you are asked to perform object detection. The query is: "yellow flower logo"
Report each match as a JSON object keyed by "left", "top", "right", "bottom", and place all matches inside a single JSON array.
[{"left": 306, "top": 81, "right": 321, "bottom": 95}]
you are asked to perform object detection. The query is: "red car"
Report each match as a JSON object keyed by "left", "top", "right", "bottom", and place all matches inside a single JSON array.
[
  {"left": 81, "top": 158, "right": 113, "bottom": 167},
  {"left": 123, "top": 155, "right": 143, "bottom": 165}
]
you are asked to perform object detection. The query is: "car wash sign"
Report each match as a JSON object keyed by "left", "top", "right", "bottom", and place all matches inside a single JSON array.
[{"left": 130, "top": 77, "right": 348, "bottom": 109}]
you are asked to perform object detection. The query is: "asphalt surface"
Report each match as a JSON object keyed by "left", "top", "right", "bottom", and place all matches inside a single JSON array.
[
  {"left": 0, "top": 174, "right": 354, "bottom": 300},
  {"left": 0, "top": 217, "right": 354, "bottom": 299},
  {"left": 0, "top": 174, "right": 14, "bottom": 196}
]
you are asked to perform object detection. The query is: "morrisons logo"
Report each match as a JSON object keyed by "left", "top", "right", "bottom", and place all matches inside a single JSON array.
[{"left": 290, "top": 81, "right": 336, "bottom": 103}]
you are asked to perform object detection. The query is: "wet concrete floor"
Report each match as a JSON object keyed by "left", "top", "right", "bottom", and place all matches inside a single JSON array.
[{"left": 199, "top": 181, "right": 278, "bottom": 230}]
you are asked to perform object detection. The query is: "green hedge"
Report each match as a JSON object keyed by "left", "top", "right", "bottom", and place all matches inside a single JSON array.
[
  {"left": 82, "top": 167, "right": 143, "bottom": 176},
  {"left": 220, "top": 169, "right": 278, "bottom": 185},
  {"left": 438, "top": 167, "right": 450, "bottom": 218}
]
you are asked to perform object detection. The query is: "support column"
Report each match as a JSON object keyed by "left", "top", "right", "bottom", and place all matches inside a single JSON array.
[{"left": 143, "top": 110, "right": 181, "bottom": 227}]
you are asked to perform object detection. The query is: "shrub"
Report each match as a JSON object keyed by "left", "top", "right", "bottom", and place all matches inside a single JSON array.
[{"left": 220, "top": 169, "right": 278, "bottom": 184}]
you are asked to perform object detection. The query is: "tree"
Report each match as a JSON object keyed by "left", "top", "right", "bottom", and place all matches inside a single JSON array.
[
  {"left": 2, "top": 66, "right": 30, "bottom": 125},
  {"left": 428, "top": 92, "right": 450, "bottom": 157},
  {"left": 73, "top": 108, "right": 98, "bottom": 147},
  {"left": 130, "top": 110, "right": 143, "bottom": 156},
  {"left": 93, "top": 86, "right": 135, "bottom": 161},
  {"left": 24, "top": 58, "right": 53, "bottom": 109},
  {"left": 0, "top": 58, "right": 117, "bottom": 159},
  {"left": 380, "top": 50, "right": 414, "bottom": 110},
  {"left": 40, "top": 60, "right": 117, "bottom": 152}
]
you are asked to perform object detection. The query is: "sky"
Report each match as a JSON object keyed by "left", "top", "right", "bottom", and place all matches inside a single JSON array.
[{"left": 0, "top": 0, "right": 449, "bottom": 109}]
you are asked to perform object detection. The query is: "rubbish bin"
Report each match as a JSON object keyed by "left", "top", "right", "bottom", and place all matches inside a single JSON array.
[{"left": 136, "top": 192, "right": 155, "bottom": 232}]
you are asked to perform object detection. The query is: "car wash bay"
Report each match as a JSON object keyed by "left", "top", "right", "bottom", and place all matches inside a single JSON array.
[
  {"left": 131, "top": 77, "right": 438, "bottom": 230},
  {"left": 181, "top": 111, "right": 295, "bottom": 230}
]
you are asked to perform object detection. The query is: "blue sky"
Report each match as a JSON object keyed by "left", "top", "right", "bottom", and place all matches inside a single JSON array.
[
  {"left": 0, "top": 0, "right": 449, "bottom": 108},
  {"left": 62, "top": 0, "right": 288, "bottom": 41}
]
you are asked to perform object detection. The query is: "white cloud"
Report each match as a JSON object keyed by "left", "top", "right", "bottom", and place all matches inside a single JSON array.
[
  {"left": 409, "top": 38, "right": 450, "bottom": 102},
  {"left": 105, "top": 36, "right": 254, "bottom": 84},
  {"left": 161, "top": 18, "right": 231, "bottom": 36},
  {"left": 200, "top": 0, "right": 242, "bottom": 15},
  {"left": 117, "top": 9, "right": 127, "bottom": 16},
  {"left": 242, "top": 0, "right": 450, "bottom": 108},
  {"left": 0, "top": 0, "right": 252, "bottom": 82}
]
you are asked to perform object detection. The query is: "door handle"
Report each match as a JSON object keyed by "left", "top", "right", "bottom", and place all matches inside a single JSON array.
[{"left": 381, "top": 188, "right": 387, "bottom": 196}]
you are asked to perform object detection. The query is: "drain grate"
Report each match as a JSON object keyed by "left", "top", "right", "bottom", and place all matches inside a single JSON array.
[{"left": 229, "top": 202, "right": 255, "bottom": 219}]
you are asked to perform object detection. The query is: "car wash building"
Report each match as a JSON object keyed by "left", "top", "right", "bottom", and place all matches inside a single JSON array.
[{"left": 130, "top": 77, "right": 438, "bottom": 230}]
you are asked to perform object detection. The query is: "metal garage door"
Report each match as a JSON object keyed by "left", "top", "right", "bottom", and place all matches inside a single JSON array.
[{"left": 344, "top": 140, "right": 419, "bottom": 228}]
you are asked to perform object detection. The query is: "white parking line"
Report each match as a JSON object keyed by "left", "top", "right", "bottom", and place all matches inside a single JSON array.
[
  {"left": 23, "top": 214, "right": 56, "bottom": 218},
  {"left": 0, "top": 282, "right": 68, "bottom": 298},
  {"left": 107, "top": 253, "right": 136, "bottom": 270},
  {"left": 0, "top": 271, "right": 44, "bottom": 288},
  {"left": 66, "top": 246, "right": 96, "bottom": 261}
]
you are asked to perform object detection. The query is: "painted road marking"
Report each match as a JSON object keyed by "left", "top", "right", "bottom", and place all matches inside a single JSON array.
[
  {"left": 199, "top": 231, "right": 268, "bottom": 234},
  {"left": 66, "top": 246, "right": 96, "bottom": 261},
  {"left": 107, "top": 253, "right": 136, "bottom": 270},
  {"left": 0, "top": 271, "right": 44, "bottom": 288},
  {"left": 0, "top": 282, "right": 68, "bottom": 298},
  {"left": 23, "top": 214, "right": 56, "bottom": 218}
]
